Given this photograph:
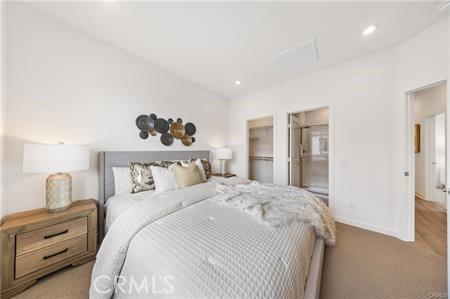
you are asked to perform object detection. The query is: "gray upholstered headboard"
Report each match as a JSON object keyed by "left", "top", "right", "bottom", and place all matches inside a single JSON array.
[{"left": 97, "top": 150, "right": 210, "bottom": 240}]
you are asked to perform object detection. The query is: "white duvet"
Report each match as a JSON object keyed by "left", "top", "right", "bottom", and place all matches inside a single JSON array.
[{"left": 90, "top": 181, "right": 335, "bottom": 299}]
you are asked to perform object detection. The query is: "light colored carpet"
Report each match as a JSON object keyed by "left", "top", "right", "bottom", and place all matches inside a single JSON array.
[
  {"left": 13, "top": 261, "right": 93, "bottom": 299},
  {"left": 13, "top": 223, "right": 447, "bottom": 299},
  {"left": 321, "top": 223, "right": 447, "bottom": 299}
]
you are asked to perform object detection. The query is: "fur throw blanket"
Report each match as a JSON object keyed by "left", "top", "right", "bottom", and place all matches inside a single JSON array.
[{"left": 215, "top": 182, "right": 336, "bottom": 246}]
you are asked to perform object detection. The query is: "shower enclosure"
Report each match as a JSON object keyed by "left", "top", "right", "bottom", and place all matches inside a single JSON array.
[
  {"left": 288, "top": 108, "right": 329, "bottom": 202},
  {"left": 300, "top": 124, "right": 329, "bottom": 196}
]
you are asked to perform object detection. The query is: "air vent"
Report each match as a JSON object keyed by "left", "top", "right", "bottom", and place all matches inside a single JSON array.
[
  {"left": 438, "top": 0, "right": 450, "bottom": 11},
  {"left": 272, "top": 39, "right": 318, "bottom": 72}
]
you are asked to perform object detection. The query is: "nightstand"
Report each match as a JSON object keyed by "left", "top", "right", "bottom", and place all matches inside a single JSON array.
[
  {"left": 1, "top": 199, "right": 97, "bottom": 298},
  {"left": 211, "top": 173, "right": 237, "bottom": 178}
]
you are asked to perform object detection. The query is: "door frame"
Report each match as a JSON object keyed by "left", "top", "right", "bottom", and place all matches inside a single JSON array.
[
  {"left": 286, "top": 104, "right": 335, "bottom": 210},
  {"left": 245, "top": 115, "right": 276, "bottom": 180},
  {"left": 424, "top": 112, "right": 447, "bottom": 204},
  {"left": 288, "top": 114, "right": 302, "bottom": 187},
  {"left": 404, "top": 80, "right": 447, "bottom": 242}
]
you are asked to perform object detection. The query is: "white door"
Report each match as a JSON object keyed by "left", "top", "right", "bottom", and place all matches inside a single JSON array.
[
  {"left": 289, "top": 115, "right": 302, "bottom": 186},
  {"left": 427, "top": 113, "right": 447, "bottom": 207}
]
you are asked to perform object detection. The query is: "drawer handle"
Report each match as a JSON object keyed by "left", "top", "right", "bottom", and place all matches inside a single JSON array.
[
  {"left": 43, "top": 248, "right": 68, "bottom": 260},
  {"left": 44, "top": 229, "right": 69, "bottom": 239}
]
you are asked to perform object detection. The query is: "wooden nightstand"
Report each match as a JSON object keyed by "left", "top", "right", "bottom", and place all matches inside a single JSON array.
[
  {"left": 1, "top": 199, "right": 97, "bottom": 298},
  {"left": 211, "top": 173, "right": 237, "bottom": 178}
]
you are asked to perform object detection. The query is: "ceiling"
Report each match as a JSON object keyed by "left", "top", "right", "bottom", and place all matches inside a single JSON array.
[{"left": 27, "top": 1, "right": 448, "bottom": 98}]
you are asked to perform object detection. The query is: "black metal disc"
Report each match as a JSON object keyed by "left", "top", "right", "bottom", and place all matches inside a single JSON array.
[
  {"left": 149, "top": 113, "right": 157, "bottom": 120},
  {"left": 139, "top": 131, "right": 149, "bottom": 140},
  {"left": 160, "top": 133, "right": 174, "bottom": 146},
  {"left": 136, "top": 115, "right": 154, "bottom": 131},
  {"left": 185, "top": 122, "right": 196, "bottom": 136},
  {"left": 177, "top": 118, "right": 183, "bottom": 123},
  {"left": 154, "top": 118, "right": 169, "bottom": 134}
]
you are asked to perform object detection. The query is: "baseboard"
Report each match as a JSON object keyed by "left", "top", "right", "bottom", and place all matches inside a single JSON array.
[
  {"left": 335, "top": 216, "right": 398, "bottom": 238},
  {"left": 415, "top": 192, "right": 424, "bottom": 200}
]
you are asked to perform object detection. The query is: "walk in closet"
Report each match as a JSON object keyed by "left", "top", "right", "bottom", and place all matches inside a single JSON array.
[{"left": 248, "top": 116, "right": 273, "bottom": 183}]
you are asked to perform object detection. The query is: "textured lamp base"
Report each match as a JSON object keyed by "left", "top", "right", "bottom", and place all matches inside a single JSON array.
[
  {"left": 46, "top": 173, "right": 72, "bottom": 212},
  {"left": 220, "top": 160, "right": 228, "bottom": 175}
]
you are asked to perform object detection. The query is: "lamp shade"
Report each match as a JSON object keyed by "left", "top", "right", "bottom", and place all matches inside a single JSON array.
[
  {"left": 216, "top": 147, "right": 232, "bottom": 160},
  {"left": 23, "top": 144, "right": 89, "bottom": 174}
]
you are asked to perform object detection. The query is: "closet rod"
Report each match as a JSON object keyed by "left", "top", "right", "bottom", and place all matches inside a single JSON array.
[
  {"left": 249, "top": 125, "right": 273, "bottom": 130},
  {"left": 301, "top": 124, "right": 328, "bottom": 129},
  {"left": 249, "top": 156, "right": 274, "bottom": 161}
]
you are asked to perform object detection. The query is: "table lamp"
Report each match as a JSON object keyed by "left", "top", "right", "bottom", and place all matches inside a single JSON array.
[
  {"left": 216, "top": 147, "right": 232, "bottom": 175},
  {"left": 23, "top": 143, "right": 89, "bottom": 212}
]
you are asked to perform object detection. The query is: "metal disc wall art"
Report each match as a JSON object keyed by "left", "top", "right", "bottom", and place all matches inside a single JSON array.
[
  {"left": 135, "top": 114, "right": 197, "bottom": 146},
  {"left": 136, "top": 115, "right": 154, "bottom": 131},
  {"left": 181, "top": 134, "right": 193, "bottom": 146},
  {"left": 185, "top": 122, "right": 196, "bottom": 136},
  {"left": 160, "top": 133, "right": 174, "bottom": 146},
  {"left": 170, "top": 122, "right": 185, "bottom": 139},
  {"left": 139, "top": 131, "right": 149, "bottom": 139},
  {"left": 154, "top": 118, "right": 169, "bottom": 134}
]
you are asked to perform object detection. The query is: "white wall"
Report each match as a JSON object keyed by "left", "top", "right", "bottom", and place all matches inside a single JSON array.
[
  {"left": 228, "top": 19, "right": 448, "bottom": 238},
  {"left": 414, "top": 84, "right": 447, "bottom": 199},
  {"left": 2, "top": 3, "right": 228, "bottom": 216}
]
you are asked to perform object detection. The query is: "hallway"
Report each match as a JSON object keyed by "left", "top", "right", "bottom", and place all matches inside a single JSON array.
[{"left": 415, "top": 197, "right": 447, "bottom": 257}]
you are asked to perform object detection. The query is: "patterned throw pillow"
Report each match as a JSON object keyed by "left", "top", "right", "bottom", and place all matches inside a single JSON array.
[
  {"left": 199, "top": 159, "right": 211, "bottom": 179},
  {"left": 183, "top": 158, "right": 211, "bottom": 179},
  {"left": 129, "top": 161, "right": 180, "bottom": 193}
]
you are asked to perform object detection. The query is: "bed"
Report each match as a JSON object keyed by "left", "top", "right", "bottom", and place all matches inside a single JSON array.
[{"left": 92, "top": 151, "right": 333, "bottom": 299}]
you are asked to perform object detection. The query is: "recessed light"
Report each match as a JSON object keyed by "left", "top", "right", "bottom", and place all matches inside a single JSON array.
[
  {"left": 234, "top": 81, "right": 241, "bottom": 86},
  {"left": 363, "top": 25, "right": 376, "bottom": 36}
]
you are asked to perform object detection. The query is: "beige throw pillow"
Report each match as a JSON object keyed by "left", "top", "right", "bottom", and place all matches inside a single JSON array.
[{"left": 173, "top": 162, "right": 203, "bottom": 189}]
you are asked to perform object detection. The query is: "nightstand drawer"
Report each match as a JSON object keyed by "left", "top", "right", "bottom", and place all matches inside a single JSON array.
[
  {"left": 15, "top": 234, "right": 88, "bottom": 279},
  {"left": 16, "top": 217, "right": 88, "bottom": 256}
]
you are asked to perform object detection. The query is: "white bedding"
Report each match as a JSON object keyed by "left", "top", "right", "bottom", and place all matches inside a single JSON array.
[
  {"left": 105, "top": 176, "right": 251, "bottom": 230},
  {"left": 92, "top": 179, "right": 334, "bottom": 299},
  {"left": 105, "top": 190, "right": 153, "bottom": 230}
]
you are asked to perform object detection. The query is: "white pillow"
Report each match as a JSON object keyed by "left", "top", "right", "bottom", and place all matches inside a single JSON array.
[
  {"left": 112, "top": 167, "right": 132, "bottom": 195},
  {"left": 150, "top": 165, "right": 178, "bottom": 193},
  {"left": 181, "top": 159, "right": 207, "bottom": 182}
]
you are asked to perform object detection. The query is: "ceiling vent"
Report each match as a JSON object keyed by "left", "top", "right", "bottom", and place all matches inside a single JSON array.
[
  {"left": 272, "top": 38, "right": 318, "bottom": 72},
  {"left": 438, "top": 0, "right": 450, "bottom": 11}
]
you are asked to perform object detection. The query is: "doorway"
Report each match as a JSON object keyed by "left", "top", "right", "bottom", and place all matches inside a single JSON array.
[
  {"left": 247, "top": 116, "right": 274, "bottom": 183},
  {"left": 288, "top": 107, "right": 329, "bottom": 204},
  {"left": 412, "top": 82, "right": 447, "bottom": 256}
]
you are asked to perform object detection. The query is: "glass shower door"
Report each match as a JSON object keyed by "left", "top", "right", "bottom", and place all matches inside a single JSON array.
[{"left": 301, "top": 125, "right": 329, "bottom": 194}]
